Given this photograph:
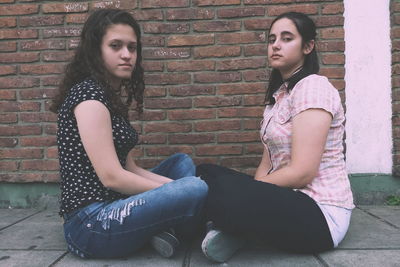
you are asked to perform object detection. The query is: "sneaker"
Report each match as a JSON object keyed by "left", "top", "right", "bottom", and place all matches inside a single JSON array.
[
  {"left": 201, "top": 228, "right": 245, "bottom": 263},
  {"left": 151, "top": 231, "right": 180, "bottom": 258}
]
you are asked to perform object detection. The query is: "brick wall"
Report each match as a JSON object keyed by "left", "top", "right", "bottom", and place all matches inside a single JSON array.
[
  {"left": 392, "top": 0, "right": 400, "bottom": 176},
  {"left": 0, "top": 0, "right": 345, "bottom": 183}
]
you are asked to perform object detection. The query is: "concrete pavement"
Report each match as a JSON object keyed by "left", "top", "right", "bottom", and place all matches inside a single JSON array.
[{"left": 0, "top": 204, "right": 399, "bottom": 267}]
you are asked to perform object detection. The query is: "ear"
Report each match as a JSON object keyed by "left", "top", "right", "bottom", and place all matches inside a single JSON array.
[{"left": 303, "top": 40, "right": 315, "bottom": 55}]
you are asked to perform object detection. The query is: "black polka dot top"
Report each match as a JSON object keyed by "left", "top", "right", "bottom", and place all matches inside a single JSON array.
[{"left": 56, "top": 77, "right": 138, "bottom": 216}]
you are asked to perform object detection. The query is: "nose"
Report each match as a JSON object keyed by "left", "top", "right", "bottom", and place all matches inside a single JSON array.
[
  {"left": 271, "top": 40, "right": 280, "bottom": 50},
  {"left": 121, "top": 46, "right": 131, "bottom": 59}
]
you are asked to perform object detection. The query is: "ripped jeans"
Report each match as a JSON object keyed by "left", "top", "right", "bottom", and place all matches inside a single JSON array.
[{"left": 63, "top": 153, "right": 208, "bottom": 258}]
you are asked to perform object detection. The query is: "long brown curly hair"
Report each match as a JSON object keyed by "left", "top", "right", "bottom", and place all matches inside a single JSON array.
[{"left": 50, "top": 9, "right": 144, "bottom": 119}]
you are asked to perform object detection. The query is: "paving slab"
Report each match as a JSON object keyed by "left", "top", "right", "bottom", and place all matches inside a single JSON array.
[
  {"left": 338, "top": 208, "right": 400, "bottom": 249},
  {"left": 0, "top": 209, "right": 65, "bottom": 250},
  {"left": 319, "top": 249, "right": 400, "bottom": 267},
  {"left": 54, "top": 245, "right": 187, "bottom": 267},
  {"left": 0, "top": 250, "right": 65, "bottom": 267},
  {"left": 358, "top": 205, "right": 400, "bottom": 228},
  {"left": 0, "top": 208, "right": 41, "bottom": 228}
]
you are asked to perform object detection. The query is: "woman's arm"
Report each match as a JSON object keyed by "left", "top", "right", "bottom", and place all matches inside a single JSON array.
[
  {"left": 254, "top": 147, "right": 272, "bottom": 179},
  {"left": 74, "top": 100, "right": 162, "bottom": 195},
  {"left": 125, "top": 150, "right": 173, "bottom": 184},
  {"left": 255, "top": 108, "right": 331, "bottom": 188}
]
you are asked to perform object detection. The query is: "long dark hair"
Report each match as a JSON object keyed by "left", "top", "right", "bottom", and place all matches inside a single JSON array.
[
  {"left": 50, "top": 9, "right": 144, "bottom": 118},
  {"left": 265, "top": 12, "right": 319, "bottom": 105}
]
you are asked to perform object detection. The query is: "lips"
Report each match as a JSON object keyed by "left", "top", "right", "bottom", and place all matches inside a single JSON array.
[{"left": 271, "top": 54, "right": 282, "bottom": 59}]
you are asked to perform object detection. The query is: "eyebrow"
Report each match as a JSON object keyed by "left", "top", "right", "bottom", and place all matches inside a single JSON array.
[{"left": 268, "top": 31, "right": 294, "bottom": 38}]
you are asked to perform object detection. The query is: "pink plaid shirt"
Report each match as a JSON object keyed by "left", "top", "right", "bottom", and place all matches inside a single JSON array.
[{"left": 260, "top": 74, "right": 354, "bottom": 209}]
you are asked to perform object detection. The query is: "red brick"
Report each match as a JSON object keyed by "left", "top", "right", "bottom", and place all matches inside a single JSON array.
[
  {"left": 43, "top": 27, "right": 82, "bottom": 38},
  {"left": 0, "top": 77, "right": 39, "bottom": 88},
  {"left": 167, "top": 34, "right": 214, "bottom": 46},
  {"left": 218, "top": 131, "right": 259, "bottom": 143},
  {"left": 194, "top": 45, "right": 241, "bottom": 59},
  {"left": 322, "top": 3, "right": 344, "bottom": 15},
  {"left": 42, "top": 3, "right": 88, "bottom": 13},
  {"left": 145, "top": 73, "right": 191, "bottom": 85},
  {"left": 146, "top": 146, "right": 193, "bottom": 156},
  {"left": 21, "top": 160, "right": 59, "bottom": 171},
  {"left": 0, "top": 65, "right": 16, "bottom": 75},
  {"left": 91, "top": 0, "right": 137, "bottom": 10},
  {"left": 216, "top": 32, "right": 265, "bottom": 44},
  {"left": 143, "top": 48, "right": 190, "bottom": 59},
  {"left": 243, "top": 95, "right": 265, "bottom": 106},
  {"left": 143, "top": 23, "right": 189, "bottom": 34},
  {"left": 19, "top": 15, "right": 64, "bottom": 27},
  {"left": 46, "top": 147, "right": 58, "bottom": 159},
  {"left": 0, "top": 17, "right": 16, "bottom": 28},
  {"left": 0, "top": 101, "right": 41, "bottom": 112},
  {"left": 217, "top": 7, "right": 265, "bottom": 18},
  {"left": 0, "top": 90, "right": 16, "bottom": 100},
  {"left": 216, "top": 58, "right": 266, "bottom": 71},
  {"left": 321, "top": 54, "right": 345, "bottom": 65},
  {"left": 20, "top": 64, "right": 65, "bottom": 75},
  {"left": 169, "top": 85, "right": 215, "bottom": 96},
  {"left": 0, "top": 4, "right": 38, "bottom": 15},
  {"left": 194, "top": 96, "right": 241, "bottom": 107},
  {"left": 143, "top": 61, "right": 164, "bottom": 72},
  {"left": 67, "top": 39, "right": 80, "bottom": 49},
  {"left": 166, "top": 8, "right": 214, "bottom": 20},
  {"left": 217, "top": 82, "right": 266, "bottom": 95},
  {"left": 143, "top": 87, "right": 166, "bottom": 97},
  {"left": 0, "top": 125, "right": 41, "bottom": 136},
  {"left": 267, "top": 4, "right": 318, "bottom": 16},
  {"left": 218, "top": 107, "right": 263, "bottom": 118},
  {"left": 140, "top": 134, "right": 167, "bottom": 144},
  {"left": 42, "top": 51, "right": 74, "bottom": 61},
  {"left": 144, "top": 122, "right": 192, "bottom": 133},
  {"left": 167, "top": 60, "right": 215, "bottom": 71},
  {"left": 169, "top": 133, "right": 215, "bottom": 144},
  {"left": 245, "top": 143, "right": 264, "bottom": 154},
  {"left": 194, "top": 120, "right": 241, "bottom": 131},
  {"left": 243, "top": 69, "right": 268, "bottom": 82},
  {"left": 0, "top": 41, "right": 17, "bottom": 52},
  {"left": 194, "top": 72, "right": 241, "bottom": 83},
  {"left": 331, "top": 80, "right": 345, "bottom": 91},
  {"left": 319, "top": 67, "right": 345, "bottom": 79},
  {"left": 0, "top": 52, "right": 39, "bottom": 63},
  {"left": 145, "top": 98, "right": 192, "bottom": 109},
  {"left": 0, "top": 138, "right": 18, "bottom": 147},
  {"left": 392, "top": 27, "right": 400, "bottom": 39},
  {"left": 196, "top": 145, "right": 242, "bottom": 156},
  {"left": 142, "top": 36, "right": 165, "bottom": 47},
  {"left": 141, "top": 110, "right": 166, "bottom": 121},
  {"left": 194, "top": 0, "right": 240, "bottom": 6},
  {"left": 21, "top": 40, "right": 65, "bottom": 51},
  {"left": 318, "top": 41, "right": 345, "bottom": 52},
  {"left": 315, "top": 16, "right": 344, "bottom": 27},
  {"left": 141, "top": 0, "right": 189, "bottom": 8},
  {"left": 244, "top": 44, "right": 268, "bottom": 56},
  {"left": 20, "top": 112, "right": 57, "bottom": 123},
  {"left": 0, "top": 161, "right": 18, "bottom": 171},
  {"left": 66, "top": 14, "right": 88, "bottom": 24},
  {"left": 41, "top": 76, "right": 61, "bottom": 86},
  {"left": 0, "top": 29, "right": 38, "bottom": 39},
  {"left": 19, "top": 89, "right": 56, "bottom": 100},
  {"left": 168, "top": 109, "right": 215, "bottom": 120},
  {"left": 0, "top": 173, "right": 59, "bottom": 183},
  {"left": 193, "top": 21, "right": 241, "bottom": 32},
  {"left": 244, "top": 18, "right": 273, "bottom": 30},
  {"left": 20, "top": 136, "right": 57, "bottom": 147},
  {"left": 0, "top": 113, "right": 17, "bottom": 123},
  {"left": 132, "top": 10, "right": 163, "bottom": 21},
  {"left": 0, "top": 148, "right": 43, "bottom": 159},
  {"left": 320, "top": 28, "right": 344, "bottom": 39}
]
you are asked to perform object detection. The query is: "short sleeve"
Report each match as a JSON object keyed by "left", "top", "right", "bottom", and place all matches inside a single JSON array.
[
  {"left": 289, "top": 75, "right": 340, "bottom": 118},
  {"left": 65, "top": 78, "right": 110, "bottom": 114}
]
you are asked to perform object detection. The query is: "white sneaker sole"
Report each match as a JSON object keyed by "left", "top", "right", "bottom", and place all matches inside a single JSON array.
[{"left": 201, "top": 229, "right": 244, "bottom": 263}]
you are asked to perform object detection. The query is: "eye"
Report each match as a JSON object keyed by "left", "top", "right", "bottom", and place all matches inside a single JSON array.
[
  {"left": 128, "top": 44, "right": 137, "bottom": 53},
  {"left": 268, "top": 38, "right": 275, "bottom": 44},
  {"left": 110, "top": 42, "right": 122, "bottom": 50},
  {"left": 282, "top": 37, "right": 292, "bottom": 42}
]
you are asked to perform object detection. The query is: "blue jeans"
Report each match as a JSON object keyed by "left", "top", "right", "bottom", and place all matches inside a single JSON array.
[{"left": 63, "top": 153, "right": 208, "bottom": 258}]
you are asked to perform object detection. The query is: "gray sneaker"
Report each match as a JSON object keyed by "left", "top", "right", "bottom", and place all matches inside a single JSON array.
[
  {"left": 151, "top": 231, "right": 180, "bottom": 258},
  {"left": 201, "top": 228, "right": 245, "bottom": 263}
]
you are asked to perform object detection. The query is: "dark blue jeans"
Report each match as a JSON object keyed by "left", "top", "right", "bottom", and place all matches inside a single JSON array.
[{"left": 63, "top": 153, "right": 208, "bottom": 258}]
